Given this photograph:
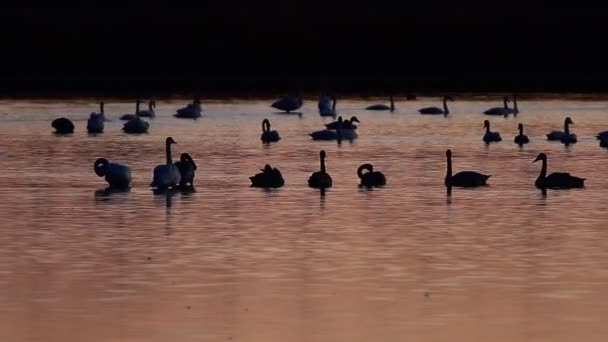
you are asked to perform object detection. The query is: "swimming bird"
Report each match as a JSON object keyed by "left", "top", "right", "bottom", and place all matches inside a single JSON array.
[
  {"left": 137, "top": 100, "right": 156, "bottom": 118},
  {"left": 260, "top": 118, "right": 281, "bottom": 143},
  {"left": 87, "top": 102, "right": 105, "bottom": 133},
  {"left": 309, "top": 129, "right": 341, "bottom": 141},
  {"left": 418, "top": 96, "right": 454, "bottom": 115},
  {"left": 444, "top": 149, "right": 490, "bottom": 187},
  {"left": 514, "top": 123, "right": 530, "bottom": 145},
  {"left": 319, "top": 95, "right": 337, "bottom": 117},
  {"left": 120, "top": 99, "right": 141, "bottom": 121},
  {"left": 122, "top": 116, "right": 150, "bottom": 133},
  {"left": 52, "top": 117, "right": 74, "bottom": 134},
  {"left": 272, "top": 94, "right": 303, "bottom": 113},
  {"left": 505, "top": 94, "right": 519, "bottom": 115},
  {"left": 357, "top": 163, "right": 386, "bottom": 187},
  {"left": 308, "top": 150, "right": 332, "bottom": 188},
  {"left": 94, "top": 158, "right": 132, "bottom": 188},
  {"left": 483, "top": 120, "right": 502, "bottom": 143},
  {"left": 533, "top": 153, "right": 585, "bottom": 189},
  {"left": 174, "top": 98, "right": 202, "bottom": 118},
  {"left": 483, "top": 96, "right": 511, "bottom": 116},
  {"left": 250, "top": 164, "right": 285, "bottom": 188},
  {"left": 175, "top": 153, "right": 197, "bottom": 187},
  {"left": 325, "top": 116, "right": 360, "bottom": 130},
  {"left": 546, "top": 117, "right": 575, "bottom": 142},
  {"left": 366, "top": 96, "right": 395, "bottom": 111},
  {"left": 150, "top": 137, "right": 181, "bottom": 189}
]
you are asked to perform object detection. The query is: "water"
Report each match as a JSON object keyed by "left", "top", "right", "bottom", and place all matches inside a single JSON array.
[{"left": 1, "top": 96, "right": 608, "bottom": 341}]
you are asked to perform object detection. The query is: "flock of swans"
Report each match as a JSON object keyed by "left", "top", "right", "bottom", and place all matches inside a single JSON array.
[{"left": 47, "top": 94, "right": 602, "bottom": 192}]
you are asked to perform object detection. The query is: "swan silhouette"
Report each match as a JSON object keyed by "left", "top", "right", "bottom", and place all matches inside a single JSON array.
[
  {"left": 547, "top": 117, "right": 576, "bottom": 143},
  {"left": 483, "top": 120, "right": 502, "bottom": 143},
  {"left": 444, "top": 149, "right": 490, "bottom": 187},
  {"left": 310, "top": 117, "right": 358, "bottom": 141},
  {"left": 366, "top": 96, "right": 395, "bottom": 111},
  {"left": 514, "top": 123, "right": 529, "bottom": 145},
  {"left": 175, "top": 152, "right": 197, "bottom": 187},
  {"left": 357, "top": 163, "right": 386, "bottom": 187},
  {"left": 87, "top": 102, "right": 105, "bottom": 133},
  {"left": 94, "top": 158, "right": 132, "bottom": 188},
  {"left": 52, "top": 117, "right": 74, "bottom": 134},
  {"left": 325, "top": 116, "right": 359, "bottom": 130},
  {"left": 308, "top": 150, "right": 332, "bottom": 188},
  {"left": 272, "top": 94, "right": 303, "bottom": 113},
  {"left": 250, "top": 164, "right": 285, "bottom": 188},
  {"left": 533, "top": 153, "right": 585, "bottom": 189},
  {"left": 150, "top": 137, "right": 181, "bottom": 189},
  {"left": 418, "top": 96, "right": 454, "bottom": 115},
  {"left": 260, "top": 118, "right": 281, "bottom": 143},
  {"left": 137, "top": 100, "right": 156, "bottom": 118},
  {"left": 319, "top": 95, "right": 337, "bottom": 116},
  {"left": 120, "top": 99, "right": 141, "bottom": 121},
  {"left": 483, "top": 96, "right": 511, "bottom": 116},
  {"left": 175, "top": 98, "right": 202, "bottom": 118},
  {"left": 122, "top": 116, "right": 150, "bottom": 133}
]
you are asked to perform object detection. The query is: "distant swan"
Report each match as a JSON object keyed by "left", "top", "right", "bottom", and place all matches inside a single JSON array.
[
  {"left": 260, "top": 118, "right": 281, "bottom": 143},
  {"left": 52, "top": 117, "right": 74, "bottom": 134},
  {"left": 483, "top": 96, "right": 511, "bottom": 116},
  {"left": 483, "top": 120, "right": 502, "bottom": 143},
  {"left": 308, "top": 150, "right": 332, "bottom": 188},
  {"left": 175, "top": 98, "right": 202, "bottom": 118},
  {"left": 325, "top": 116, "right": 359, "bottom": 130},
  {"left": 600, "top": 135, "right": 608, "bottom": 148},
  {"left": 366, "top": 96, "right": 395, "bottom": 112},
  {"left": 150, "top": 137, "right": 181, "bottom": 189},
  {"left": 250, "top": 164, "right": 285, "bottom": 188},
  {"left": 533, "top": 153, "right": 585, "bottom": 189},
  {"left": 120, "top": 99, "right": 141, "bottom": 121},
  {"left": 122, "top": 116, "right": 150, "bottom": 133},
  {"left": 357, "top": 163, "right": 386, "bottom": 187},
  {"left": 175, "top": 153, "right": 197, "bottom": 187},
  {"left": 504, "top": 94, "right": 519, "bottom": 115},
  {"left": 444, "top": 149, "right": 490, "bottom": 187},
  {"left": 137, "top": 100, "right": 156, "bottom": 118},
  {"left": 514, "top": 123, "right": 529, "bottom": 145},
  {"left": 272, "top": 94, "right": 303, "bottom": 113},
  {"left": 87, "top": 102, "right": 105, "bottom": 133},
  {"left": 418, "top": 96, "right": 454, "bottom": 115},
  {"left": 94, "top": 158, "right": 132, "bottom": 188},
  {"left": 547, "top": 117, "right": 576, "bottom": 143}
]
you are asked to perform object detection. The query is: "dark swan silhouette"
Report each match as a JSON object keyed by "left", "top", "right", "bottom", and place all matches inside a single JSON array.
[
  {"left": 483, "top": 120, "right": 502, "bottom": 143},
  {"left": 120, "top": 99, "right": 142, "bottom": 121},
  {"left": 87, "top": 102, "right": 105, "bottom": 133},
  {"left": 483, "top": 96, "right": 511, "bottom": 116},
  {"left": 175, "top": 98, "right": 202, "bottom": 118},
  {"left": 444, "top": 149, "right": 490, "bottom": 187},
  {"left": 533, "top": 153, "right": 585, "bottom": 189},
  {"left": 175, "top": 153, "right": 197, "bottom": 187},
  {"left": 250, "top": 164, "right": 285, "bottom": 188},
  {"left": 272, "top": 94, "right": 303, "bottom": 113},
  {"left": 94, "top": 158, "right": 132, "bottom": 188},
  {"left": 52, "top": 117, "right": 75, "bottom": 134},
  {"left": 260, "top": 118, "right": 281, "bottom": 143},
  {"left": 504, "top": 94, "right": 519, "bottom": 115},
  {"left": 325, "top": 116, "right": 360, "bottom": 130},
  {"left": 122, "top": 116, "right": 150, "bottom": 133},
  {"left": 357, "top": 163, "right": 386, "bottom": 187},
  {"left": 418, "top": 96, "right": 454, "bottom": 115},
  {"left": 150, "top": 137, "right": 181, "bottom": 189},
  {"left": 547, "top": 117, "right": 576, "bottom": 143},
  {"left": 308, "top": 150, "right": 332, "bottom": 188},
  {"left": 366, "top": 96, "right": 395, "bottom": 112},
  {"left": 514, "top": 123, "right": 530, "bottom": 145}
]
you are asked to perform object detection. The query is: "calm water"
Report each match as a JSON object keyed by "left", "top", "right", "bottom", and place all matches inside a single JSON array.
[{"left": 1, "top": 97, "right": 608, "bottom": 342}]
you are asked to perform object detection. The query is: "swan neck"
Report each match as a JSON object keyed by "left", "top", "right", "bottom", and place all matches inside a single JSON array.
[
  {"left": 166, "top": 141, "right": 173, "bottom": 164},
  {"left": 390, "top": 97, "right": 394, "bottom": 111},
  {"left": 564, "top": 121, "right": 570, "bottom": 134},
  {"left": 100, "top": 102, "right": 104, "bottom": 114},
  {"left": 503, "top": 98, "right": 508, "bottom": 109},
  {"left": 446, "top": 154, "right": 452, "bottom": 183},
  {"left": 539, "top": 158, "right": 547, "bottom": 179},
  {"left": 262, "top": 121, "right": 267, "bottom": 132},
  {"left": 136, "top": 101, "right": 140, "bottom": 114},
  {"left": 443, "top": 98, "right": 449, "bottom": 114},
  {"left": 332, "top": 98, "right": 336, "bottom": 110},
  {"left": 320, "top": 155, "right": 326, "bottom": 173},
  {"left": 519, "top": 126, "right": 523, "bottom": 136}
]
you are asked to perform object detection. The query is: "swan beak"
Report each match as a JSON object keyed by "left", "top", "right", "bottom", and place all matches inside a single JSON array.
[{"left": 532, "top": 156, "right": 540, "bottom": 163}]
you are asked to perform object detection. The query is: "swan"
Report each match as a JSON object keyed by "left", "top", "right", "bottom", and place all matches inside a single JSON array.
[
  {"left": 271, "top": 94, "right": 303, "bottom": 113},
  {"left": 137, "top": 100, "right": 156, "bottom": 118},
  {"left": 120, "top": 99, "right": 141, "bottom": 120},
  {"left": 310, "top": 118, "right": 358, "bottom": 141},
  {"left": 444, "top": 149, "right": 490, "bottom": 187},
  {"left": 308, "top": 150, "right": 332, "bottom": 188},
  {"left": 175, "top": 98, "right": 202, "bottom": 118},
  {"left": 504, "top": 94, "right": 519, "bottom": 115},
  {"left": 175, "top": 153, "right": 197, "bottom": 187},
  {"left": 260, "top": 118, "right": 281, "bottom": 143},
  {"left": 546, "top": 117, "right": 575, "bottom": 141},
  {"left": 514, "top": 123, "right": 530, "bottom": 145},
  {"left": 357, "top": 163, "right": 386, "bottom": 187},
  {"left": 87, "top": 102, "right": 105, "bottom": 133},
  {"left": 325, "top": 116, "right": 359, "bottom": 130},
  {"left": 94, "top": 158, "right": 132, "bottom": 188},
  {"left": 150, "top": 137, "right": 181, "bottom": 189},
  {"left": 250, "top": 164, "right": 285, "bottom": 188},
  {"left": 319, "top": 95, "right": 337, "bottom": 117},
  {"left": 418, "top": 96, "right": 454, "bottom": 115},
  {"left": 483, "top": 120, "right": 502, "bottom": 143},
  {"left": 533, "top": 153, "right": 585, "bottom": 189},
  {"left": 123, "top": 116, "right": 150, "bottom": 133},
  {"left": 483, "top": 96, "right": 511, "bottom": 115},
  {"left": 52, "top": 117, "right": 74, "bottom": 133},
  {"left": 366, "top": 96, "right": 395, "bottom": 111}
]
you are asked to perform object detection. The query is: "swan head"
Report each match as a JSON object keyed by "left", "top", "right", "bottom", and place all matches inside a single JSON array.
[
  {"left": 446, "top": 149, "right": 453, "bottom": 158},
  {"left": 262, "top": 164, "right": 273, "bottom": 172},
  {"left": 262, "top": 118, "right": 270, "bottom": 126},
  {"left": 533, "top": 153, "right": 547, "bottom": 163},
  {"left": 337, "top": 116, "right": 343, "bottom": 123},
  {"left": 350, "top": 116, "right": 360, "bottom": 123},
  {"left": 483, "top": 120, "right": 490, "bottom": 129},
  {"left": 166, "top": 137, "right": 177, "bottom": 145},
  {"left": 503, "top": 96, "right": 510, "bottom": 102},
  {"left": 518, "top": 123, "right": 524, "bottom": 130},
  {"left": 320, "top": 150, "right": 327, "bottom": 159},
  {"left": 565, "top": 117, "right": 574, "bottom": 125},
  {"left": 94, "top": 158, "right": 109, "bottom": 177}
]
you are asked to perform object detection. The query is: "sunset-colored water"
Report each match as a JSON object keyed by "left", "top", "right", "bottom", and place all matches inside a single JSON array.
[{"left": 1, "top": 97, "right": 608, "bottom": 341}]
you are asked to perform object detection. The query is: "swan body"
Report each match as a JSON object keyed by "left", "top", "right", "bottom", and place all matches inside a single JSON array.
[
  {"left": 175, "top": 98, "right": 202, "bottom": 118},
  {"left": 444, "top": 149, "right": 490, "bottom": 187},
  {"left": 94, "top": 158, "right": 132, "bottom": 188},
  {"left": 533, "top": 153, "right": 585, "bottom": 189},
  {"left": 150, "top": 137, "right": 181, "bottom": 189},
  {"left": 120, "top": 99, "right": 142, "bottom": 120},
  {"left": 318, "top": 95, "right": 337, "bottom": 116},
  {"left": 483, "top": 96, "right": 511, "bottom": 115},
  {"left": 250, "top": 164, "right": 285, "bottom": 188},
  {"left": 308, "top": 150, "right": 332, "bottom": 188},
  {"left": 419, "top": 96, "right": 453, "bottom": 115},
  {"left": 595, "top": 130, "right": 608, "bottom": 140},
  {"left": 483, "top": 120, "right": 502, "bottom": 142},
  {"left": 272, "top": 94, "right": 303, "bottom": 112},
  {"left": 309, "top": 129, "right": 340, "bottom": 140},
  {"left": 174, "top": 153, "right": 197, "bottom": 187},
  {"left": 260, "top": 118, "right": 281, "bottom": 143},
  {"left": 325, "top": 116, "right": 360, "bottom": 130},
  {"left": 600, "top": 136, "right": 608, "bottom": 148},
  {"left": 504, "top": 94, "right": 519, "bottom": 115},
  {"left": 137, "top": 100, "right": 156, "bottom": 118},
  {"left": 547, "top": 117, "right": 574, "bottom": 141},
  {"left": 366, "top": 96, "right": 394, "bottom": 111},
  {"left": 123, "top": 116, "right": 150, "bottom": 133},
  {"left": 87, "top": 102, "right": 105, "bottom": 133},
  {"left": 52, "top": 117, "right": 74, "bottom": 134},
  {"left": 357, "top": 163, "right": 386, "bottom": 187},
  {"left": 514, "top": 123, "right": 529, "bottom": 145}
]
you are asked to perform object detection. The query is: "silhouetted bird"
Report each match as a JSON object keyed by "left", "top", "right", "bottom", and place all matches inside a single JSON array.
[
  {"left": 533, "top": 153, "right": 585, "bottom": 189},
  {"left": 52, "top": 117, "right": 74, "bottom": 133},
  {"left": 357, "top": 163, "right": 386, "bottom": 187},
  {"left": 94, "top": 158, "right": 132, "bottom": 188},
  {"left": 444, "top": 149, "right": 490, "bottom": 187}
]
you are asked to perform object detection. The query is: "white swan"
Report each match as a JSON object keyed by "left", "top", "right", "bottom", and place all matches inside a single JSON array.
[
  {"left": 137, "top": 100, "right": 156, "bottom": 118},
  {"left": 272, "top": 94, "right": 303, "bottom": 113},
  {"left": 418, "top": 96, "right": 453, "bottom": 115},
  {"left": 150, "top": 137, "right": 181, "bottom": 189},
  {"left": 94, "top": 158, "right": 132, "bottom": 188},
  {"left": 87, "top": 102, "right": 105, "bottom": 133},
  {"left": 175, "top": 98, "right": 203, "bottom": 118}
]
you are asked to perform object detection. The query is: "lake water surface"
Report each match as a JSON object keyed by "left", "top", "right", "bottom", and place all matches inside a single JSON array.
[{"left": 1, "top": 96, "right": 608, "bottom": 341}]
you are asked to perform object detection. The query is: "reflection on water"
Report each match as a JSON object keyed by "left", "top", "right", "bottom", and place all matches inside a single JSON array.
[{"left": 1, "top": 97, "right": 608, "bottom": 341}]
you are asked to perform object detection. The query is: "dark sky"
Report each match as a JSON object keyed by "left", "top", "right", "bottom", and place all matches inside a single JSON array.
[{"left": 2, "top": 2, "right": 607, "bottom": 95}]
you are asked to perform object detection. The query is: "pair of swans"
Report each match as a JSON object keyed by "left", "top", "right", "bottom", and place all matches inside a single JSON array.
[
  {"left": 150, "top": 137, "right": 197, "bottom": 189},
  {"left": 309, "top": 116, "right": 360, "bottom": 141},
  {"left": 260, "top": 119, "right": 281, "bottom": 143},
  {"left": 250, "top": 164, "right": 285, "bottom": 188},
  {"left": 87, "top": 102, "right": 105, "bottom": 133},
  {"left": 272, "top": 94, "right": 303, "bottom": 113},
  {"left": 318, "top": 95, "right": 337, "bottom": 117},
  {"left": 366, "top": 96, "right": 395, "bottom": 112},
  {"left": 120, "top": 99, "right": 156, "bottom": 120},
  {"left": 547, "top": 117, "right": 577, "bottom": 144},
  {"left": 175, "top": 98, "right": 202, "bottom": 118},
  {"left": 418, "top": 96, "right": 454, "bottom": 115},
  {"left": 484, "top": 95, "right": 519, "bottom": 116},
  {"left": 307, "top": 150, "right": 386, "bottom": 189}
]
